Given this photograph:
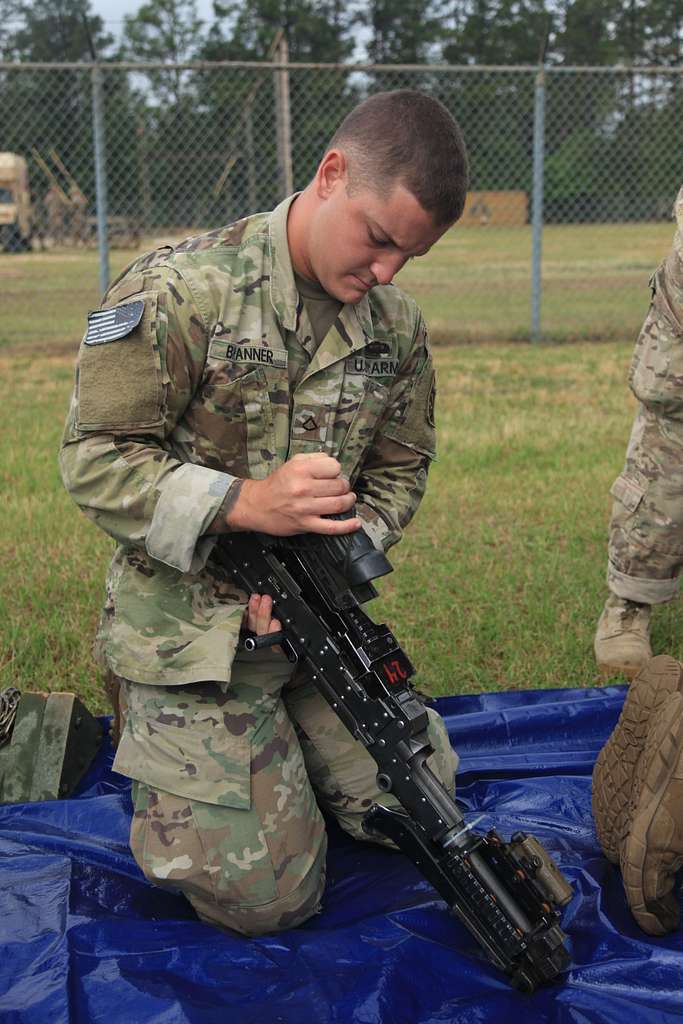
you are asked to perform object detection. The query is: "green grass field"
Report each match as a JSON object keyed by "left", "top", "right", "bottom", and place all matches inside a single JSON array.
[{"left": 1, "top": 221, "right": 680, "bottom": 714}]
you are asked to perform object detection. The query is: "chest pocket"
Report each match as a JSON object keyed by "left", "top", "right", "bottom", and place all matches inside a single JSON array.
[
  {"left": 183, "top": 367, "right": 276, "bottom": 480},
  {"left": 333, "top": 339, "right": 398, "bottom": 479},
  {"left": 336, "top": 375, "right": 391, "bottom": 482}
]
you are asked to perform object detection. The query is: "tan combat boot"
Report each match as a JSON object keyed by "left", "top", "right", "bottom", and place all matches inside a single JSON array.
[
  {"left": 594, "top": 594, "right": 653, "bottom": 680},
  {"left": 592, "top": 655, "right": 683, "bottom": 864},
  {"left": 620, "top": 689, "right": 683, "bottom": 934}
]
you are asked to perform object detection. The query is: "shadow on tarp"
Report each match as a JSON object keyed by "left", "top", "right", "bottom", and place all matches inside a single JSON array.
[{"left": 1, "top": 685, "right": 682, "bottom": 1024}]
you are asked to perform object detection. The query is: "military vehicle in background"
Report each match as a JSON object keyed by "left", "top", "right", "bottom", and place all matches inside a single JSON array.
[
  {"left": 0, "top": 149, "right": 140, "bottom": 252},
  {"left": 0, "top": 152, "right": 33, "bottom": 251},
  {"left": 32, "top": 147, "right": 141, "bottom": 250}
]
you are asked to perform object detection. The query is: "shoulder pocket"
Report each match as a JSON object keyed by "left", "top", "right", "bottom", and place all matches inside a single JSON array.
[
  {"left": 77, "top": 290, "right": 164, "bottom": 431},
  {"left": 383, "top": 360, "right": 437, "bottom": 459}
]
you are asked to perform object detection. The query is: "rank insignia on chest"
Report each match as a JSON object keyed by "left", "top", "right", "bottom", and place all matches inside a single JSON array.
[{"left": 84, "top": 299, "right": 145, "bottom": 345}]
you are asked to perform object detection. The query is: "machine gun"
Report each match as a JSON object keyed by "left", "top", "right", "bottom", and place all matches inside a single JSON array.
[{"left": 217, "top": 517, "right": 573, "bottom": 992}]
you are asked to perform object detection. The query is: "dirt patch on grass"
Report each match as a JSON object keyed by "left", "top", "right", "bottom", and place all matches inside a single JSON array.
[
  {"left": 0, "top": 350, "right": 76, "bottom": 377},
  {"left": 31, "top": 338, "right": 79, "bottom": 358}
]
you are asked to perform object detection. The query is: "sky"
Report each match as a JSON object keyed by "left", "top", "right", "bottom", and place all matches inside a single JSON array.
[
  {"left": 89, "top": 0, "right": 220, "bottom": 44},
  {"left": 87, "top": 0, "right": 369, "bottom": 61}
]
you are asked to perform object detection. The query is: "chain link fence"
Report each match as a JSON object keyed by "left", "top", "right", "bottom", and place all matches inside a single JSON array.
[{"left": 1, "top": 60, "right": 681, "bottom": 343}]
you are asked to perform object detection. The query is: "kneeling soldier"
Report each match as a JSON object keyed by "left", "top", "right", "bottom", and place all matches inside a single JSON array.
[{"left": 60, "top": 91, "right": 467, "bottom": 934}]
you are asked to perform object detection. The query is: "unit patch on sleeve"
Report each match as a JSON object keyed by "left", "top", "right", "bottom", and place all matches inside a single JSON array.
[{"left": 84, "top": 299, "right": 145, "bottom": 345}]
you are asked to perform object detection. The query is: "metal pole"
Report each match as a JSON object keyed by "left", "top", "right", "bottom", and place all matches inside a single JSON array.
[
  {"left": 91, "top": 64, "right": 110, "bottom": 296},
  {"left": 531, "top": 66, "right": 546, "bottom": 342},
  {"left": 244, "top": 106, "right": 257, "bottom": 212},
  {"left": 273, "top": 36, "right": 293, "bottom": 199},
  {"left": 137, "top": 112, "right": 153, "bottom": 233}
]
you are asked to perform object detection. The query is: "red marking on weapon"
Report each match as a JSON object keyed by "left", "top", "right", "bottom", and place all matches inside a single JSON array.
[{"left": 383, "top": 659, "right": 408, "bottom": 685}]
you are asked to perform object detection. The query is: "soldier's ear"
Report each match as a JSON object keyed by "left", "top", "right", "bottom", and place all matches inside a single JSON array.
[{"left": 316, "top": 149, "right": 347, "bottom": 200}]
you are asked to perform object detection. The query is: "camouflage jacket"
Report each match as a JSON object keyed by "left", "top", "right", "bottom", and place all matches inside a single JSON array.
[
  {"left": 60, "top": 195, "right": 437, "bottom": 686},
  {"left": 628, "top": 184, "right": 683, "bottom": 418}
]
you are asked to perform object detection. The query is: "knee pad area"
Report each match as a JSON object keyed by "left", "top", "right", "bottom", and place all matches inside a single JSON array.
[{"left": 187, "top": 842, "right": 327, "bottom": 937}]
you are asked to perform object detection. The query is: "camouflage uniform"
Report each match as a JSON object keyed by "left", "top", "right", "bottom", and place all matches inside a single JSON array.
[
  {"left": 607, "top": 186, "right": 683, "bottom": 606},
  {"left": 60, "top": 195, "right": 458, "bottom": 935}
]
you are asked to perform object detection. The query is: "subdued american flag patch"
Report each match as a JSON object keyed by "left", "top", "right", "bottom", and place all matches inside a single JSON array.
[{"left": 84, "top": 299, "right": 145, "bottom": 345}]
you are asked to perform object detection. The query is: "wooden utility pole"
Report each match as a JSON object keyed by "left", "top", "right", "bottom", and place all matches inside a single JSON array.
[{"left": 273, "top": 31, "right": 293, "bottom": 199}]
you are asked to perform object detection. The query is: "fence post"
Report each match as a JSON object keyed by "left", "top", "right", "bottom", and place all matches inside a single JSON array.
[
  {"left": 91, "top": 63, "right": 110, "bottom": 296},
  {"left": 243, "top": 103, "right": 258, "bottom": 212},
  {"left": 137, "top": 112, "right": 153, "bottom": 233},
  {"left": 531, "top": 65, "right": 546, "bottom": 342},
  {"left": 273, "top": 36, "right": 293, "bottom": 199}
]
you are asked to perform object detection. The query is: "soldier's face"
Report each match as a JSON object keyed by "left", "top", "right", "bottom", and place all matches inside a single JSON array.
[{"left": 308, "top": 168, "right": 447, "bottom": 304}]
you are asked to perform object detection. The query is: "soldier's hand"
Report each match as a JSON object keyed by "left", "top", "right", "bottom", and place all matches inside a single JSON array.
[
  {"left": 244, "top": 593, "right": 282, "bottom": 636},
  {"left": 243, "top": 593, "right": 284, "bottom": 657},
  {"left": 226, "top": 453, "right": 361, "bottom": 535}
]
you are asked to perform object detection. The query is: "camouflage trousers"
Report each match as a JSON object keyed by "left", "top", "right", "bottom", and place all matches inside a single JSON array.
[
  {"left": 607, "top": 232, "right": 683, "bottom": 606},
  {"left": 112, "top": 649, "right": 458, "bottom": 937},
  {"left": 608, "top": 405, "right": 683, "bottom": 605}
]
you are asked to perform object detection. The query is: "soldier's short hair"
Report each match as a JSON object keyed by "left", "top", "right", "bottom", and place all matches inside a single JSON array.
[{"left": 326, "top": 89, "right": 469, "bottom": 227}]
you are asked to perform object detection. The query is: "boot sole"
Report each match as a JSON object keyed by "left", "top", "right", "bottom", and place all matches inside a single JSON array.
[
  {"left": 620, "top": 693, "right": 683, "bottom": 935},
  {"left": 592, "top": 655, "right": 683, "bottom": 863}
]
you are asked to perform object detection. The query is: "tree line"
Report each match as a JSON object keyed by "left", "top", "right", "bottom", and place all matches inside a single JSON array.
[
  {"left": 0, "top": 0, "right": 681, "bottom": 230},
  {"left": 2, "top": 0, "right": 682, "bottom": 67}
]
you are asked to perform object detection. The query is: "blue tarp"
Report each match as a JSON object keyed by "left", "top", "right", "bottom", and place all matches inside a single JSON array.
[{"left": 1, "top": 685, "right": 682, "bottom": 1024}]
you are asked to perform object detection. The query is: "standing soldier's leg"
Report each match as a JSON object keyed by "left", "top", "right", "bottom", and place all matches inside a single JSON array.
[
  {"left": 607, "top": 404, "right": 683, "bottom": 605},
  {"left": 595, "top": 405, "right": 683, "bottom": 677},
  {"left": 113, "top": 652, "right": 328, "bottom": 936},
  {"left": 596, "top": 190, "right": 683, "bottom": 679}
]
